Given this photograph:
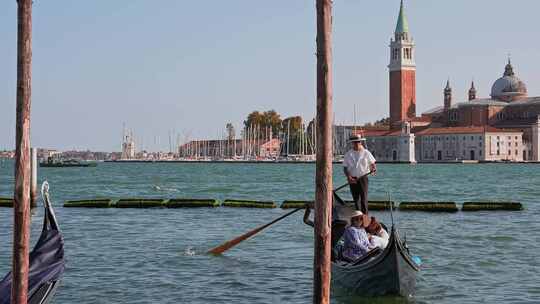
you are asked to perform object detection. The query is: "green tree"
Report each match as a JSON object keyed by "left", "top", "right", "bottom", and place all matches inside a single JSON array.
[
  {"left": 244, "top": 110, "right": 283, "bottom": 138},
  {"left": 226, "top": 123, "right": 235, "bottom": 140}
]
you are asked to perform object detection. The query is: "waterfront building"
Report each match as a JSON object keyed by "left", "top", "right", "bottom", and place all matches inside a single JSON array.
[
  {"left": 423, "top": 63, "right": 540, "bottom": 161},
  {"left": 121, "top": 131, "right": 136, "bottom": 160},
  {"left": 414, "top": 127, "right": 523, "bottom": 162},
  {"left": 178, "top": 138, "right": 281, "bottom": 160},
  {"left": 356, "top": 1, "right": 540, "bottom": 162}
]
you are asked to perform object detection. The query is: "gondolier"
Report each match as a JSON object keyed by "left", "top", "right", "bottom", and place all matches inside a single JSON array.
[{"left": 343, "top": 134, "right": 376, "bottom": 213}]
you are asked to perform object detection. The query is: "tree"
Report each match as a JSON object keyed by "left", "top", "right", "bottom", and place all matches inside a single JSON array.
[
  {"left": 282, "top": 116, "right": 303, "bottom": 134},
  {"left": 262, "top": 110, "right": 282, "bottom": 136},
  {"left": 226, "top": 123, "right": 235, "bottom": 140},
  {"left": 243, "top": 110, "right": 283, "bottom": 138}
]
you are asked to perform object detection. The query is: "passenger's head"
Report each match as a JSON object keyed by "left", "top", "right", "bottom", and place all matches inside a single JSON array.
[
  {"left": 350, "top": 211, "right": 364, "bottom": 228},
  {"left": 365, "top": 216, "right": 381, "bottom": 234}
]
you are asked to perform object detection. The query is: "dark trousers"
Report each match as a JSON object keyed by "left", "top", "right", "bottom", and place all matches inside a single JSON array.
[{"left": 349, "top": 176, "right": 369, "bottom": 214}]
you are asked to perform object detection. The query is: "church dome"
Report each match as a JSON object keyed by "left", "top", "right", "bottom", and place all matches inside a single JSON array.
[{"left": 490, "top": 60, "right": 527, "bottom": 101}]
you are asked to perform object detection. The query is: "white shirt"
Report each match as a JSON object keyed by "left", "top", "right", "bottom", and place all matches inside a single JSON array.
[
  {"left": 369, "top": 229, "right": 389, "bottom": 249},
  {"left": 343, "top": 149, "right": 376, "bottom": 177}
]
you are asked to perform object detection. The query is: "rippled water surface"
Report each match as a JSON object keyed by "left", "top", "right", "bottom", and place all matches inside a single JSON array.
[{"left": 0, "top": 160, "right": 539, "bottom": 303}]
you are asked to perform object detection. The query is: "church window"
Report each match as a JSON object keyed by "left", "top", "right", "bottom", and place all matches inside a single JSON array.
[
  {"left": 515, "top": 142, "right": 518, "bottom": 147},
  {"left": 497, "top": 142, "right": 500, "bottom": 147}
]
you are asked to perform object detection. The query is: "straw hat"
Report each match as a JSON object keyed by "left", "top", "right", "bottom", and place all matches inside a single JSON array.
[
  {"left": 348, "top": 134, "right": 366, "bottom": 142},
  {"left": 350, "top": 210, "right": 363, "bottom": 219}
]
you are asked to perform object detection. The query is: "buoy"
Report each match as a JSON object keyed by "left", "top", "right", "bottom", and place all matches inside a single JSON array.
[
  {"left": 167, "top": 198, "right": 220, "bottom": 208},
  {"left": 116, "top": 198, "right": 166, "bottom": 208},
  {"left": 462, "top": 202, "right": 522, "bottom": 211},
  {"left": 0, "top": 197, "right": 13, "bottom": 208},
  {"left": 280, "top": 200, "right": 314, "bottom": 209},
  {"left": 399, "top": 202, "right": 458, "bottom": 212},
  {"left": 412, "top": 255, "right": 422, "bottom": 266},
  {"left": 64, "top": 199, "right": 113, "bottom": 208},
  {"left": 222, "top": 199, "right": 276, "bottom": 208}
]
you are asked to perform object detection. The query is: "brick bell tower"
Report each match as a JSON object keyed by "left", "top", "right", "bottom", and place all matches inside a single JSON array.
[{"left": 389, "top": 0, "right": 416, "bottom": 128}]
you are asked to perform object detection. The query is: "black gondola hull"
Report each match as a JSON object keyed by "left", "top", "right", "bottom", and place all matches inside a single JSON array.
[{"left": 331, "top": 229, "right": 418, "bottom": 297}]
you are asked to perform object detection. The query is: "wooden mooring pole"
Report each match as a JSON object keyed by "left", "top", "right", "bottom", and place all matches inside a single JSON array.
[
  {"left": 12, "top": 0, "right": 32, "bottom": 303},
  {"left": 314, "top": 1, "right": 333, "bottom": 304}
]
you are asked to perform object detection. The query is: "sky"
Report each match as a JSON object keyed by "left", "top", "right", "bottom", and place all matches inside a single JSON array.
[{"left": 1, "top": 0, "right": 540, "bottom": 152}]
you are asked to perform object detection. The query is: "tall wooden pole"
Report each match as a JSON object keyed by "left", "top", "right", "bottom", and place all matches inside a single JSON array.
[
  {"left": 13, "top": 0, "right": 32, "bottom": 303},
  {"left": 314, "top": 1, "right": 333, "bottom": 304}
]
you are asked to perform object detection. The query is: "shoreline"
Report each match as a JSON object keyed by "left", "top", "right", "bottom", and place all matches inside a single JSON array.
[{"left": 103, "top": 159, "right": 540, "bottom": 164}]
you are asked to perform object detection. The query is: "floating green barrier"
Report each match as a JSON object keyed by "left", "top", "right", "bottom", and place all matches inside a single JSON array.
[
  {"left": 0, "top": 197, "right": 13, "bottom": 208},
  {"left": 343, "top": 200, "right": 395, "bottom": 210},
  {"left": 223, "top": 199, "right": 276, "bottom": 208},
  {"left": 116, "top": 198, "right": 166, "bottom": 208},
  {"left": 64, "top": 199, "right": 113, "bottom": 208},
  {"left": 399, "top": 202, "right": 458, "bottom": 212},
  {"left": 168, "top": 198, "right": 220, "bottom": 208},
  {"left": 368, "top": 200, "right": 395, "bottom": 211},
  {"left": 281, "top": 200, "right": 314, "bottom": 209},
  {"left": 462, "top": 202, "right": 523, "bottom": 211}
]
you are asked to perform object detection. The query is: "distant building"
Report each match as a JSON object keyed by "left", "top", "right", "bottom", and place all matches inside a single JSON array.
[
  {"left": 0, "top": 150, "right": 15, "bottom": 159},
  {"left": 121, "top": 131, "right": 136, "bottom": 160},
  {"left": 356, "top": 1, "right": 540, "bottom": 162},
  {"left": 178, "top": 138, "right": 281, "bottom": 159}
]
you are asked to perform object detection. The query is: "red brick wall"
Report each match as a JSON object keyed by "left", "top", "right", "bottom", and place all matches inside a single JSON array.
[{"left": 389, "top": 70, "right": 416, "bottom": 127}]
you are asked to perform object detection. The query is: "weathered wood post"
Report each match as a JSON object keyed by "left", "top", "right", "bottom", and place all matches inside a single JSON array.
[
  {"left": 30, "top": 147, "right": 37, "bottom": 208},
  {"left": 13, "top": 0, "right": 33, "bottom": 303},
  {"left": 314, "top": 1, "right": 333, "bottom": 304}
]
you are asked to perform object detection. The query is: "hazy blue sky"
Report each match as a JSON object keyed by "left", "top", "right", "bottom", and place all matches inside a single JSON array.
[{"left": 1, "top": 1, "right": 539, "bottom": 152}]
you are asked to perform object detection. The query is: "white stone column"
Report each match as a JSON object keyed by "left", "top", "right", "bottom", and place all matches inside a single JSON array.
[{"left": 532, "top": 116, "right": 540, "bottom": 161}]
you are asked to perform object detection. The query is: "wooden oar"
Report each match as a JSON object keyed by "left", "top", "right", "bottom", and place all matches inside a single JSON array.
[{"left": 207, "top": 207, "right": 303, "bottom": 255}]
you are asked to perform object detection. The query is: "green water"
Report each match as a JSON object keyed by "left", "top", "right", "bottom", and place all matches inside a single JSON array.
[{"left": 0, "top": 160, "right": 539, "bottom": 303}]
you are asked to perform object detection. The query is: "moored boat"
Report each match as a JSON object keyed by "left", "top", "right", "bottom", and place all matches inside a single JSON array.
[
  {"left": 0, "top": 182, "right": 65, "bottom": 304},
  {"left": 40, "top": 157, "right": 97, "bottom": 168}
]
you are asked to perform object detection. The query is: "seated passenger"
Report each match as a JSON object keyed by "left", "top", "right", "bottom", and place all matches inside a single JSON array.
[
  {"left": 365, "top": 216, "right": 389, "bottom": 249},
  {"left": 342, "top": 211, "right": 371, "bottom": 262}
]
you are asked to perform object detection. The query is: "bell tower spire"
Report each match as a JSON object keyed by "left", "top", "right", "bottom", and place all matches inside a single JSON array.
[
  {"left": 389, "top": 0, "right": 416, "bottom": 128},
  {"left": 444, "top": 79, "right": 452, "bottom": 110},
  {"left": 468, "top": 80, "right": 477, "bottom": 101}
]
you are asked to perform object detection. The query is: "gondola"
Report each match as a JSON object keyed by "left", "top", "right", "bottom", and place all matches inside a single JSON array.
[
  {"left": 0, "top": 182, "right": 66, "bottom": 304},
  {"left": 331, "top": 225, "right": 419, "bottom": 297},
  {"left": 329, "top": 188, "right": 420, "bottom": 298}
]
